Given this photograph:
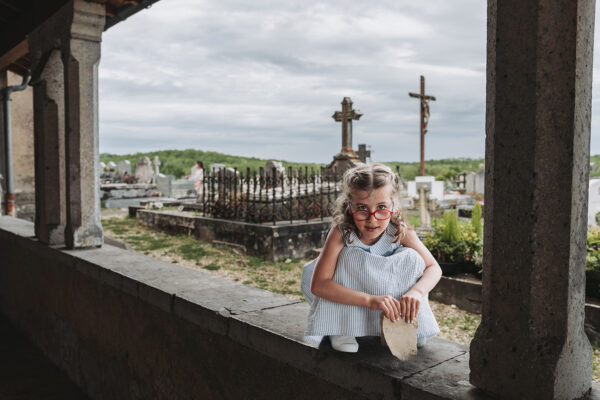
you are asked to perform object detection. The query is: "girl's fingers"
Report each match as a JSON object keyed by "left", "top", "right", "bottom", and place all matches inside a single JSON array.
[
  {"left": 380, "top": 302, "right": 391, "bottom": 320},
  {"left": 392, "top": 297, "right": 402, "bottom": 322},
  {"left": 399, "top": 298, "right": 407, "bottom": 321},
  {"left": 384, "top": 298, "right": 394, "bottom": 321}
]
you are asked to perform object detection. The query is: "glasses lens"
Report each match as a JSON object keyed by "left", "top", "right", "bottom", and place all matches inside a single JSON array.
[
  {"left": 375, "top": 210, "right": 392, "bottom": 220},
  {"left": 354, "top": 210, "right": 370, "bottom": 220}
]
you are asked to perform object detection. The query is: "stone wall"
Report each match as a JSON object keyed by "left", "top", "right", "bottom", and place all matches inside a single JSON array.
[
  {"left": 136, "top": 209, "right": 331, "bottom": 261},
  {"left": 0, "top": 216, "right": 494, "bottom": 400}
]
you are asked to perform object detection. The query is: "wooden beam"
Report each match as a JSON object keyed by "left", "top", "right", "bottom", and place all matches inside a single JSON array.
[{"left": 0, "top": 39, "right": 28, "bottom": 72}]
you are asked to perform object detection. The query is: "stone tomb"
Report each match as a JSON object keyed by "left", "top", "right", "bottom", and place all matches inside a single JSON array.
[{"left": 132, "top": 207, "right": 330, "bottom": 261}]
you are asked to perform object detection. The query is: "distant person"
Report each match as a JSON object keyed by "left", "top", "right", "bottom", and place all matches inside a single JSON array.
[
  {"left": 191, "top": 161, "right": 204, "bottom": 199},
  {"left": 301, "top": 163, "right": 441, "bottom": 352}
]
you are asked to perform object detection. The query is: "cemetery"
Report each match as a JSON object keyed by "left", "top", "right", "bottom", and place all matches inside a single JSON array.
[{"left": 1, "top": 1, "right": 600, "bottom": 399}]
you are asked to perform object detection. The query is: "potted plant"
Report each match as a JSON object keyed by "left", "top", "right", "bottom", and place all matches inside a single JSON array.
[{"left": 423, "top": 203, "right": 483, "bottom": 276}]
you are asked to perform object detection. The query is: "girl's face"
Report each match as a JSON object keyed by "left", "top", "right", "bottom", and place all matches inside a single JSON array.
[{"left": 349, "top": 185, "right": 394, "bottom": 245}]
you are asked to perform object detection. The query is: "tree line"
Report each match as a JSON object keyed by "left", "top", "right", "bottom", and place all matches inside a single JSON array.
[{"left": 100, "top": 149, "right": 486, "bottom": 181}]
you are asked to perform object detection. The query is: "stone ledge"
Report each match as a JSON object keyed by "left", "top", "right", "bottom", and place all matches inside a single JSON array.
[{"left": 1, "top": 215, "right": 599, "bottom": 399}]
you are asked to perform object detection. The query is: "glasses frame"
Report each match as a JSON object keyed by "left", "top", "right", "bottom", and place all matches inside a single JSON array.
[{"left": 350, "top": 203, "right": 395, "bottom": 221}]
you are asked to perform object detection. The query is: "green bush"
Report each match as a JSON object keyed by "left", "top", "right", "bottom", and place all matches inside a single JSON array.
[
  {"left": 587, "top": 228, "right": 600, "bottom": 272},
  {"left": 424, "top": 212, "right": 482, "bottom": 264},
  {"left": 441, "top": 211, "right": 460, "bottom": 242},
  {"left": 471, "top": 202, "right": 483, "bottom": 238}
]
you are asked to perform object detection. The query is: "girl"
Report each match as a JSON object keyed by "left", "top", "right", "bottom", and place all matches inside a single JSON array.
[
  {"left": 301, "top": 163, "right": 441, "bottom": 352},
  {"left": 191, "top": 160, "right": 204, "bottom": 199}
]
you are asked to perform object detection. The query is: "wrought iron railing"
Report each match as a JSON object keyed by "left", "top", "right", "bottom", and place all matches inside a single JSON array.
[{"left": 184, "top": 166, "right": 403, "bottom": 225}]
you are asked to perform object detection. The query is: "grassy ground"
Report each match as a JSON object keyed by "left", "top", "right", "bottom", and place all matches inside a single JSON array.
[{"left": 102, "top": 213, "right": 600, "bottom": 381}]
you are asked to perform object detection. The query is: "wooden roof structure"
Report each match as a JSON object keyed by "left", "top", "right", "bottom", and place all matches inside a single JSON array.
[{"left": 0, "top": 0, "right": 161, "bottom": 76}]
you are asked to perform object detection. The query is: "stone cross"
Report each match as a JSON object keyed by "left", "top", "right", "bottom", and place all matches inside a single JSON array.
[
  {"left": 409, "top": 76, "right": 436, "bottom": 176},
  {"left": 357, "top": 144, "right": 371, "bottom": 163},
  {"left": 332, "top": 97, "right": 362, "bottom": 153},
  {"left": 152, "top": 156, "right": 161, "bottom": 184}
]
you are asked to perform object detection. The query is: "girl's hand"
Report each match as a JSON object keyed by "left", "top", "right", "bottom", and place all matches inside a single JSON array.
[
  {"left": 400, "top": 289, "right": 423, "bottom": 323},
  {"left": 368, "top": 295, "right": 401, "bottom": 322}
]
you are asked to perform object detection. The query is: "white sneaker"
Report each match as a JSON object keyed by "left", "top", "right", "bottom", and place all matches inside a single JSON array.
[
  {"left": 417, "top": 337, "right": 427, "bottom": 348},
  {"left": 330, "top": 335, "right": 359, "bottom": 353}
]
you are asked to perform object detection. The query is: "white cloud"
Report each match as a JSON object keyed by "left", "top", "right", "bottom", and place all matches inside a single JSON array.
[{"left": 99, "top": 0, "right": 600, "bottom": 163}]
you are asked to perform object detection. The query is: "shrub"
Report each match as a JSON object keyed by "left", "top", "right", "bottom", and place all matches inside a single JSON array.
[
  {"left": 424, "top": 212, "right": 482, "bottom": 264},
  {"left": 471, "top": 202, "right": 483, "bottom": 238},
  {"left": 587, "top": 228, "right": 600, "bottom": 272}
]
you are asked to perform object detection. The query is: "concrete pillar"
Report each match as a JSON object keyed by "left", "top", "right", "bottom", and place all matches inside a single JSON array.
[
  {"left": 30, "top": 45, "right": 67, "bottom": 244},
  {"left": 62, "top": 0, "right": 104, "bottom": 248},
  {"left": 469, "top": 1, "right": 594, "bottom": 399},
  {"left": 29, "top": 0, "right": 104, "bottom": 248}
]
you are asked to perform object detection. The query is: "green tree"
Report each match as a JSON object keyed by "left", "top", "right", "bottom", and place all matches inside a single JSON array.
[{"left": 442, "top": 211, "right": 460, "bottom": 242}]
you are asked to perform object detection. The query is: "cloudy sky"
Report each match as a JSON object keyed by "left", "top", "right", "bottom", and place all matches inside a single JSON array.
[{"left": 98, "top": 0, "right": 600, "bottom": 163}]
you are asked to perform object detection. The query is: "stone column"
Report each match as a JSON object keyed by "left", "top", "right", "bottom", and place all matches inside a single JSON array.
[
  {"left": 62, "top": 0, "right": 104, "bottom": 248},
  {"left": 29, "top": 0, "right": 104, "bottom": 247},
  {"left": 30, "top": 41, "right": 67, "bottom": 244},
  {"left": 469, "top": 1, "right": 594, "bottom": 399}
]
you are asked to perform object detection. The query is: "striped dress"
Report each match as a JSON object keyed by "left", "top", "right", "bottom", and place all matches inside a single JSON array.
[{"left": 301, "top": 226, "right": 440, "bottom": 343}]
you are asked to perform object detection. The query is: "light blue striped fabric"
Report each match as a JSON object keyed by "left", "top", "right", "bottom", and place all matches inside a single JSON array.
[{"left": 301, "top": 228, "right": 440, "bottom": 343}]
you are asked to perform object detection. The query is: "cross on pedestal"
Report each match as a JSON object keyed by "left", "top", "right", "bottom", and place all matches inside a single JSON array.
[
  {"left": 357, "top": 144, "right": 371, "bottom": 163},
  {"left": 332, "top": 97, "right": 363, "bottom": 154},
  {"left": 409, "top": 76, "right": 436, "bottom": 176}
]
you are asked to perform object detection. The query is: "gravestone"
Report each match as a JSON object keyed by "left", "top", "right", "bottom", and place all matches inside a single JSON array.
[
  {"left": 210, "top": 164, "right": 227, "bottom": 175},
  {"left": 156, "top": 174, "right": 174, "bottom": 198},
  {"left": 357, "top": 144, "right": 372, "bottom": 163},
  {"left": 116, "top": 160, "right": 131, "bottom": 176},
  {"left": 264, "top": 161, "right": 286, "bottom": 182},
  {"left": 325, "top": 97, "right": 363, "bottom": 177},
  {"left": 465, "top": 170, "right": 484, "bottom": 194},
  {"left": 135, "top": 156, "right": 154, "bottom": 184}
]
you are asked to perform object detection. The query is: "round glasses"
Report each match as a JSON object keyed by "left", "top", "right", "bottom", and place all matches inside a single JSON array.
[{"left": 351, "top": 208, "right": 394, "bottom": 221}]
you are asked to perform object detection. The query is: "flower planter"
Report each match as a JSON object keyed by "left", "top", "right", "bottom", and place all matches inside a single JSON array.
[
  {"left": 439, "top": 261, "right": 480, "bottom": 277},
  {"left": 586, "top": 270, "right": 600, "bottom": 299}
]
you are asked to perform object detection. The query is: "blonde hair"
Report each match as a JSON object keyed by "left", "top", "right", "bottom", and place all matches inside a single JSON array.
[{"left": 332, "top": 163, "right": 408, "bottom": 243}]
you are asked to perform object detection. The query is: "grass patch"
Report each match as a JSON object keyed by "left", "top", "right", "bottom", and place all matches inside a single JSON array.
[
  {"left": 203, "top": 263, "right": 221, "bottom": 271},
  {"left": 178, "top": 242, "right": 208, "bottom": 259},
  {"left": 407, "top": 215, "right": 420, "bottom": 228}
]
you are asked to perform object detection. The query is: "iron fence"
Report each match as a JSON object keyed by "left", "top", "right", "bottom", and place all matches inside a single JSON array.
[{"left": 184, "top": 166, "right": 403, "bottom": 225}]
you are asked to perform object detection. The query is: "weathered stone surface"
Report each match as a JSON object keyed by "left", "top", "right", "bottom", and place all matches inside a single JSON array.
[
  {"left": 0, "top": 216, "right": 486, "bottom": 400},
  {"left": 29, "top": 44, "right": 67, "bottom": 245},
  {"left": 403, "top": 353, "right": 492, "bottom": 400},
  {"left": 470, "top": 1, "right": 594, "bottom": 398},
  {"left": 29, "top": 0, "right": 105, "bottom": 248},
  {"left": 62, "top": 0, "right": 105, "bottom": 248},
  {"left": 136, "top": 209, "right": 330, "bottom": 261}
]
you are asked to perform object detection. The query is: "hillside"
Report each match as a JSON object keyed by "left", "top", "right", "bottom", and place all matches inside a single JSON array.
[{"left": 100, "top": 149, "right": 485, "bottom": 181}]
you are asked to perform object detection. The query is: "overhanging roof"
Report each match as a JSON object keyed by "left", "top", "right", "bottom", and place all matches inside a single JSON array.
[{"left": 0, "top": 0, "right": 161, "bottom": 76}]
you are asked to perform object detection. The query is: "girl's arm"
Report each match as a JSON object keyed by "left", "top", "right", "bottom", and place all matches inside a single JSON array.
[
  {"left": 400, "top": 229, "right": 443, "bottom": 323},
  {"left": 311, "top": 228, "right": 402, "bottom": 322}
]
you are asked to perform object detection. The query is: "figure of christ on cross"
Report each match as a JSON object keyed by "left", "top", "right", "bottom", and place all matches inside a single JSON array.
[
  {"left": 409, "top": 76, "right": 436, "bottom": 176},
  {"left": 332, "top": 97, "right": 363, "bottom": 154}
]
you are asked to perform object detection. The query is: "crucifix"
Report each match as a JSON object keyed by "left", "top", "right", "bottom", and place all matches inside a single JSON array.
[
  {"left": 409, "top": 76, "right": 436, "bottom": 176},
  {"left": 332, "top": 97, "right": 363, "bottom": 154}
]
